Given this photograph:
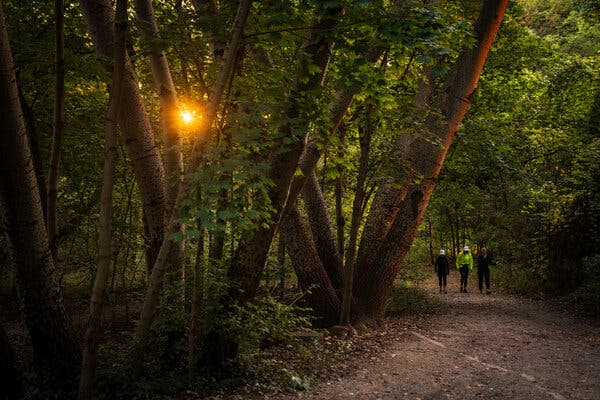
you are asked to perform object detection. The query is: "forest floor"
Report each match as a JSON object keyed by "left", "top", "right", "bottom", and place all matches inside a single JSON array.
[{"left": 224, "top": 272, "right": 600, "bottom": 400}]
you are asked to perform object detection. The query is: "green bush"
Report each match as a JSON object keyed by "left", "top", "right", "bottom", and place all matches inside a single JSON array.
[
  {"left": 385, "top": 281, "right": 441, "bottom": 316},
  {"left": 563, "top": 254, "right": 600, "bottom": 316},
  {"left": 224, "top": 296, "right": 314, "bottom": 355},
  {"left": 492, "top": 263, "right": 547, "bottom": 297},
  {"left": 148, "top": 282, "right": 190, "bottom": 371}
]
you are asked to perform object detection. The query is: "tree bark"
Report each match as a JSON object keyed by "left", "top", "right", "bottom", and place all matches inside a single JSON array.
[
  {"left": 133, "top": 0, "right": 253, "bottom": 376},
  {"left": 0, "top": 1, "right": 80, "bottom": 385},
  {"left": 47, "top": 0, "right": 65, "bottom": 264},
  {"left": 79, "top": 0, "right": 127, "bottom": 397},
  {"left": 134, "top": 0, "right": 183, "bottom": 206},
  {"left": 340, "top": 104, "right": 374, "bottom": 325},
  {"left": 335, "top": 125, "right": 346, "bottom": 259},
  {"left": 79, "top": 0, "right": 168, "bottom": 275},
  {"left": 283, "top": 43, "right": 384, "bottom": 219},
  {"left": 18, "top": 84, "right": 47, "bottom": 219},
  {"left": 226, "top": 4, "right": 344, "bottom": 306},
  {"left": 301, "top": 171, "right": 344, "bottom": 291},
  {"left": 281, "top": 205, "right": 340, "bottom": 327},
  {"left": 134, "top": 0, "right": 185, "bottom": 274},
  {"left": 277, "top": 232, "right": 286, "bottom": 298},
  {"left": 353, "top": 0, "right": 509, "bottom": 321}
]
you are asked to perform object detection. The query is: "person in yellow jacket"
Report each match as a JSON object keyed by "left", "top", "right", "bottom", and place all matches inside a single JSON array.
[{"left": 456, "top": 245, "right": 473, "bottom": 293}]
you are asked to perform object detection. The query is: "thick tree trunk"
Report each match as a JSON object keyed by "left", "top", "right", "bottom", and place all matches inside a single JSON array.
[
  {"left": 47, "top": 0, "right": 65, "bottom": 264},
  {"left": 301, "top": 171, "right": 344, "bottom": 291},
  {"left": 79, "top": 0, "right": 167, "bottom": 275},
  {"left": 353, "top": 67, "right": 437, "bottom": 281},
  {"left": 0, "top": 2, "right": 80, "bottom": 386},
  {"left": 79, "top": 0, "right": 127, "bottom": 397},
  {"left": 226, "top": 4, "right": 343, "bottom": 305},
  {"left": 353, "top": 0, "right": 509, "bottom": 321},
  {"left": 281, "top": 205, "right": 340, "bottom": 327}
]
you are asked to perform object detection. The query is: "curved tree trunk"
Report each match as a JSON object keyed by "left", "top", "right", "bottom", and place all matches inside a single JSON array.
[
  {"left": 353, "top": 0, "right": 509, "bottom": 322},
  {"left": 281, "top": 205, "right": 340, "bottom": 326},
  {"left": 79, "top": 0, "right": 167, "bottom": 275},
  {"left": 0, "top": 2, "right": 80, "bottom": 386}
]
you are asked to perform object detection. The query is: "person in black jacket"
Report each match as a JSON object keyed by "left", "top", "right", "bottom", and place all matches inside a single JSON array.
[
  {"left": 434, "top": 249, "right": 450, "bottom": 293},
  {"left": 476, "top": 246, "right": 495, "bottom": 294}
]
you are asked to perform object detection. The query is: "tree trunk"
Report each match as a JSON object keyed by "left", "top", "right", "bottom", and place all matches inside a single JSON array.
[
  {"left": 353, "top": 0, "right": 509, "bottom": 321},
  {"left": 301, "top": 171, "right": 344, "bottom": 291},
  {"left": 226, "top": 4, "right": 344, "bottom": 306},
  {"left": 283, "top": 42, "right": 384, "bottom": 219},
  {"left": 18, "top": 85, "right": 47, "bottom": 219},
  {"left": 0, "top": 1, "right": 80, "bottom": 386},
  {"left": 340, "top": 104, "right": 374, "bottom": 325},
  {"left": 277, "top": 232, "right": 286, "bottom": 298},
  {"left": 134, "top": 0, "right": 183, "bottom": 207},
  {"left": 134, "top": 0, "right": 185, "bottom": 274},
  {"left": 335, "top": 124, "right": 346, "bottom": 259},
  {"left": 47, "top": 0, "right": 65, "bottom": 264},
  {"left": 133, "top": 0, "right": 253, "bottom": 376},
  {"left": 79, "top": 0, "right": 168, "bottom": 275},
  {"left": 281, "top": 205, "right": 341, "bottom": 327},
  {"left": 79, "top": 0, "right": 127, "bottom": 397}
]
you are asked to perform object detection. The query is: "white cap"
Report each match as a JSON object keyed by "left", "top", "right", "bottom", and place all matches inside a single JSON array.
[
  {"left": 440, "top": 249, "right": 445, "bottom": 255},
  {"left": 463, "top": 246, "right": 469, "bottom": 251}
]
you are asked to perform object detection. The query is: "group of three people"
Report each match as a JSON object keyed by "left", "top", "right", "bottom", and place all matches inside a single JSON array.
[{"left": 434, "top": 246, "right": 494, "bottom": 294}]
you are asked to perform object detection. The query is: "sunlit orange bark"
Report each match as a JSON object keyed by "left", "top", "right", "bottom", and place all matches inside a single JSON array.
[{"left": 353, "top": 0, "right": 510, "bottom": 322}]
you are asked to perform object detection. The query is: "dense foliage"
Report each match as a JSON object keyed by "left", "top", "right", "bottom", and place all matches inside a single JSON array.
[{"left": 415, "top": 0, "right": 599, "bottom": 299}]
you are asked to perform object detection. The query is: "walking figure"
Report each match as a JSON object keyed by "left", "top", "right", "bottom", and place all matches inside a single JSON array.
[
  {"left": 434, "top": 249, "right": 450, "bottom": 293},
  {"left": 476, "top": 246, "right": 495, "bottom": 294},
  {"left": 456, "top": 246, "right": 473, "bottom": 293}
]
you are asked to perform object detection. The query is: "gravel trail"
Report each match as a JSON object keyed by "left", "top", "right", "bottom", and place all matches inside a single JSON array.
[{"left": 283, "top": 275, "right": 600, "bottom": 400}]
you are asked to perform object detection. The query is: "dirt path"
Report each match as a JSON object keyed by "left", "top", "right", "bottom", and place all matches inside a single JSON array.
[{"left": 280, "top": 274, "right": 600, "bottom": 400}]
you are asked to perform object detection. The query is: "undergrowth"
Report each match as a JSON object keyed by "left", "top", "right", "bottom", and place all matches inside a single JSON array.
[
  {"left": 562, "top": 255, "right": 600, "bottom": 316},
  {"left": 385, "top": 281, "right": 441, "bottom": 316}
]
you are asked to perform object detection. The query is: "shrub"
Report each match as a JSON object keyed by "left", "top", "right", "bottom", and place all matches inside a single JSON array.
[
  {"left": 385, "top": 281, "right": 441, "bottom": 316},
  {"left": 563, "top": 254, "right": 600, "bottom": 316},
  {"left": 492, "top": 263, "right": 547, "bottom": 297}
]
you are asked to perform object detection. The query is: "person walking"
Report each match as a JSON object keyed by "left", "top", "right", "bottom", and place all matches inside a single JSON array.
[
  {"left": 434, "top": 249, "right": 450, "bottom": 293},
  {"left": 456, "top": 246, "right": 473, "bottom": 293},
  {"left": 476, "top": 246, "right": 495, "bottom": 294}
]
